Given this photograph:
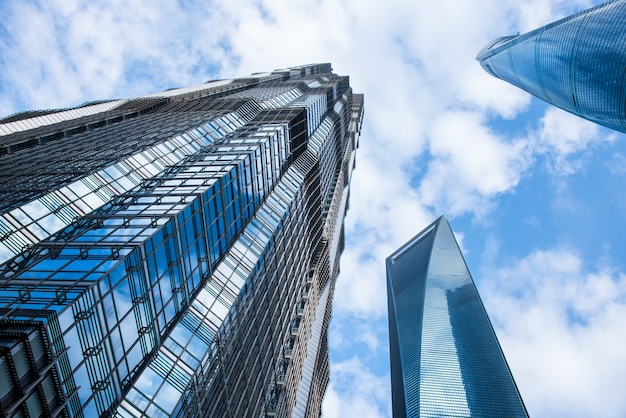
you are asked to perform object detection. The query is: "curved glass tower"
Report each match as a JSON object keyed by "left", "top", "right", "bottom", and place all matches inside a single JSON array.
[
  {"left": 476, "top": 0, "right": 626, "bottom": 133},
  {"left": 0, "top": 64, "right": 363, "bottom": 417},
  {"left": 386, "top": 216, "right": 528, "bottom": 418}
]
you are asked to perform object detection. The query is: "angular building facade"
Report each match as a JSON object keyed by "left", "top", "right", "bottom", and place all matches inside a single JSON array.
[
  {"left": 476, "top": 0, "right": 626, "bottom": 133},
  {"left": 0, "top": 63, "right": 363, "bottom": 417},
  {"left": 386, "top": 216, "right": 527, "bottom": 418}
]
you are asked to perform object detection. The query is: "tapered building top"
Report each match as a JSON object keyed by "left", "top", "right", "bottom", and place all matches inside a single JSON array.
[
  {"left": 386, "top": 216, "right": 527, "bottom": 417},
  {"left": 477, "top": 0, "right": 626, "bottom": 133}
]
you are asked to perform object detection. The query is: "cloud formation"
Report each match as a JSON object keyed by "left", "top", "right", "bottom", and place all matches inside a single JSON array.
[
  {"left": 0, "top": 0, "right": 620, "bottom": 416},
  {"left": 322, "top": 357, "right": 391, "bottom": 418},
  {"left": 534, "top": 107, "right": 616, "bottom": 175},
  {"left": 419, "top": 111, "right": 531, "bottom": 217},
  {"left": 482, "top": 248, "right": 626, "bottom": 417}
]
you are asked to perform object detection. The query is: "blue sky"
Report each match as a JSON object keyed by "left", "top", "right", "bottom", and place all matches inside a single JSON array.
[{"left": 1, "top": 0, "right": 625, "bottom": 416}]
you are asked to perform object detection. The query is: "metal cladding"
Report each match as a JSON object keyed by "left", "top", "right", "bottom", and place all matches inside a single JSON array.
[
  {"left": 0, "top": 63, "right": 363, "bottom": 417},
  {"left": 477, "top": 0, "right": 626, "bottom": 133}
]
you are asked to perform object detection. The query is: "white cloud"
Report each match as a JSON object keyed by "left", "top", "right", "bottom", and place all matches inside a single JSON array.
[
  {"left": 322, "top": 358, "right": 391, "bottom": 418},
  {"left": 0, "top": 0, "right": 232, "bottom": 112},
  {"left": 481, "top": 248, "right": 626, "bottom": 418},
  {"left": 461, "top": 68, "right": 532, "bottom": 119},
  {"left": 607, "top": 152, "right": 626, "bottom": 175},
  {"left": 329, "top": 315, "right": 389, "bottom": 359},
  {"left": 0, "top": 0, "right": 619, "bottom": 416},
  {"left": 514, "top": 0, "right": 597, "bottom": 32},
  {"left": 532, "top": 106, "right": 615, "bottom": 175},
  {"left": 334, "top": 247, "right": 389, "bottom": 318},
  {"left": 418, "top": 111, "right": 531, "bottom": 217}
]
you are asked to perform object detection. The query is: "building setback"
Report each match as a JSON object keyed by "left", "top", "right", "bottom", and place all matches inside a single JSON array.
[
  {"left": 0, "top": 63, "right": 363, "bottom": 417},
  {"left": 386, "top": 216, "right": 528, "bottom": 418},
  {"left": 476, "top": 0, "right": 626, "bottom": 133}
]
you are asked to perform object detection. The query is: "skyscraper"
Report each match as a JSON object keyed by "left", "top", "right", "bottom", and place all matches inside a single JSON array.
[
  {"left": 0, "top": 63, "right": 363, "bottom": 417},
  {"left": 386, "top": 216, "right": 527, "bottom": 418},
  {"left": 476, "top": 0, "right": 626, "bottom": 133}
]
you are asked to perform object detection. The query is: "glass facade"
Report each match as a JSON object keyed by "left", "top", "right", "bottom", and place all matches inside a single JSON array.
[
  {"left": 476, "top": 0, "right": 626, "bottom": 133},
  {"left": 386, "top": 216, "right": 528, "bottom": 418},
  {"left": 0, "top": 63, "right": 364, "bottom": 417}
]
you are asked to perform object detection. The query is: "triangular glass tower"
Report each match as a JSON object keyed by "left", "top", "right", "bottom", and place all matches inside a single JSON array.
[{"left": 386, "top": 216, "right": 528, "bottom": 417}]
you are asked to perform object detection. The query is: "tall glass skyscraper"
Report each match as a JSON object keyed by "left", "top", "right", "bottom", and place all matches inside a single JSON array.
[
  {"left": 476, "top": 0, "right": 626, "bottom": 133},
  {"left": 386, "top": 216, "right": 528, "bottom": 418},
  {"left": 0, "top": 63, "right": 363, "bottom": 417}
]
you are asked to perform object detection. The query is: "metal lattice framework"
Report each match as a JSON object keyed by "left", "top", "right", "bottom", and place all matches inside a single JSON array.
[{"left": 0, "top": 63, "right": 363, "bottom": 418}]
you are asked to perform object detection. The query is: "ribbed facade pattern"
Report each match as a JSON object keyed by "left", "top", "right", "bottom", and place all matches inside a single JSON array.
[
  {"left": 0, "top": 63, "right": 363, "bottom": 417},
  {"left": 386, "top": 217, "right": 528, "bottom": 418},
  {"left": 477, "top": 0, "right": 626, "bottom": 133}
]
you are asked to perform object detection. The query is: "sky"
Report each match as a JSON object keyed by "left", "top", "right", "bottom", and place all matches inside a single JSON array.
[{"left": 1, "top": 0, "right": 625, "bottom": 416}]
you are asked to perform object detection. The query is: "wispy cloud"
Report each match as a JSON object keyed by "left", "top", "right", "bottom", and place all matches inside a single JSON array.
[
  {"left": 0, "top": 0, "right": 620, "bottom": 416},
  {"left": 322, "top": 357, "right": 391, "bottom": 418},
  {"left": 533, "top": 107, "right": 616, "bottom": 175},
  {"left": 481, "top": 248, "right": 626, "bottom": 417},
  {"left": 0, "top": 0, "right": 232, "bottom": 114},
  {"left": 418, "top": 111, "right": 532, "bottom": 217}
]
